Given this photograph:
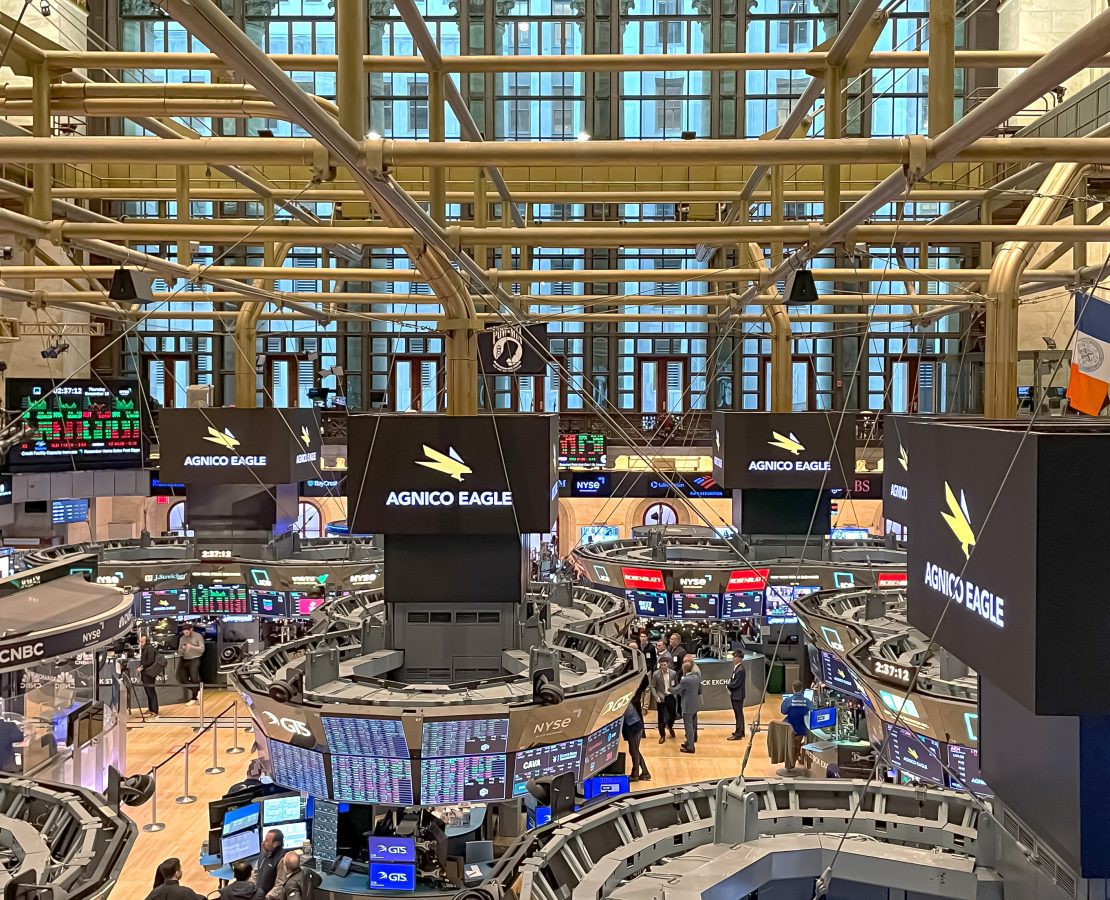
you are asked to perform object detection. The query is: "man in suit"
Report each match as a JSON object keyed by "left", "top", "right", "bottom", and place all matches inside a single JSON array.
[
  {"left": 649, "top": 657, "right": 678, "bottom": 743},
  {"left": 726, "top": 650, "right": 747, "bottom": 741},
  {"left": 670, "top": 659, "right": 702, "bottom": 753}
]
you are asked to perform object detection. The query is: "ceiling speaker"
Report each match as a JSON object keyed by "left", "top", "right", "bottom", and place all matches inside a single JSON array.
[
  {"left": 108, "top": 268, "right": 156, "bottom": 304},
  {"left": 783, "top": 269, "right": 820, "bottom": 305}
]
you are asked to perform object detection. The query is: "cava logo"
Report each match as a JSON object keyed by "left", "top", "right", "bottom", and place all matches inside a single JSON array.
[
  {"left": 386, "top": 444, "right": 512, "bottom": 508},
  {"left": 768, "top": 431, "right": 805, "bottom": 455},
  {"left": 941, "top": 482, "right": 976, "bottom": 560},
  {"left": 417, "top": 445, "right": 471, "bottom": 482},
  {"left": 898, "top": 443, "right": 908, "bottom": 471},
  {"left": 204, "top": 426, "right": 239, "bottom": 450}
]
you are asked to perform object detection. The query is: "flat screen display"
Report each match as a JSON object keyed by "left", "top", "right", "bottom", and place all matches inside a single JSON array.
[
  {"left": 420, "top": 755, "right": 509, "bottom": 804},
  {"left": 323, "top": 716, "right": 409, "bottom": 758},
  {"left": 421, "top": 717, "right": 509, "bottom": 758},
  {"left": 583, "top": 775, "right": 629, "bottom": 800},
  {"left": 819, "top": 650, "right": 863, "bottom": 697},
  {"left": 830, "top": 527, "right": 870, "bottom": 541},
  {"left": 222, "top": 801, "right": 259, "bottom": 835},
  {"left": 6, "top": 378, "right": 143, "bottom": 471},
  {"left": 312, "top": 800, "right": 340, "bottom": 864},
  {"left": 222, "top": 828, "right": 261, "bottom": 864},
  {"left": 581, "top": 718, "right": 621, "bottom": 777},
  {"left": 140, "top": 589, "right": 189, "bottom": 618},
  {"left": 580, "top": 525, "right": 619, "bottom": 545},
  {"left": 764, "top": 584, "right": 813, "bottom": 622},
  {"left": 721, "top": 590, "right": 763, "bottom": 619},
  {"left": 191, "top": 578, "right": 249, "bottom": 616},
  {"left": 261, "top": 795, "right": 302, "bottom": 826},
  {"left": 369, "top": 863, "right": 415, "bottom": 892},
  {"left": 268, "top": 741, "right": 329, "bottom": 798},
  {"left": 293, "top": 593, "right": 326, "bottom": 617},
  {"left": 809, "top": 707, "right": 836, "bottom": 729},
  {"left": 249, "top": 590, "right": 288, "bottom": 617},
  {"left": 671, "top": 592, "right": 719, "bottom": 620},
  {"left": 739, "top": 488, "right": 832, "bottom": 536},
  {"left": 570, "top": 473, "right": 610, "bottom": 497},
  {"left": 370, "top": 837, "right": 416, "bottom": 864},
  {"left": 884, "top": 724, "right": 944, "bottom": 786},
  {"left": 947, "top": 744, "right": 992, "bottom": 797},
  {"left": 511, "top": 738, "right": 583, "bottom": 796},
  {"left": 330, "top": 755, "right": 414, "bottom": 806},
  {"left": 559, "top": 433, "right": 606, "bottom": 468},
  {"left": 626, "top": 590, "right": 669, "bottom": 618},
  {"left": 51, "top": 498, "right": 89, "bottom": 525}
]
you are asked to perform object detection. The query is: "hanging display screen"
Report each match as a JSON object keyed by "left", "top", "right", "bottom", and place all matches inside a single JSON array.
[
  {"left": 7, "top": 378, "right": 144, "bottom": 472},
  {"left": 191, "top": 574, "right": 249, "bottom": 615},
  {"left": 558, "top": 433, "right": 606, "bottom": 469}
]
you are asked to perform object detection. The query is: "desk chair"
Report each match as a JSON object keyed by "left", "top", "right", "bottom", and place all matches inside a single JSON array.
[{"left": 462, "top": 840, "right": 495, "bottom": 886}]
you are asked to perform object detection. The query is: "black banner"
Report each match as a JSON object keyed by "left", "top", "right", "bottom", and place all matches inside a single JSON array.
[
  {"left": 712, "top": 412, "right": 857, "bottom": 489},
  {"left": 347, "top": 414, "right": 558, "bottom": 535},
  {"left": 477, "top": 323, "right": 548, "bottom": 376},
  {"left": 158, "top": 408, "right": 322, "bottom": 485},
  {"left": 882, "top": 414, "right": 911, "bottom": 525}
]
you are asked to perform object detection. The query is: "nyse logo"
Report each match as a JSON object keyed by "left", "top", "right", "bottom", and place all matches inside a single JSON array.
[
  {"left": 117, "top": 609, "right": 135, "bottom": 631},
  {"left": 533, "top": 717, "right": 572, "bottom": 736},
  {"left": 262, "top": 711, "right": 312, "bottom": 738},
  {"left": 82, "top": 627, "right": 103, "bottom": 644}
]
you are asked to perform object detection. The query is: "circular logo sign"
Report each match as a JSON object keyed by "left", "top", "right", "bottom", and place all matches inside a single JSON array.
[
  {"left": 492, "top": 329, "right": 524, "bottom": 372},
  {"left": 1076, "top": 336, "right": 1104, "bottom": 373}
]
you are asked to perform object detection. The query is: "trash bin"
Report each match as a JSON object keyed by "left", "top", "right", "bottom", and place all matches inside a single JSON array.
[
  {"left": 767, "top": 661, "right": 785, "bottom": 694},
  {"left": 784, "top": 663, "right": 801, "bottom": 691}
]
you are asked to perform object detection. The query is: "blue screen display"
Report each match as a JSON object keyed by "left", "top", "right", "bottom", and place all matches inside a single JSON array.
[
  {"left": 583, "top": 775, "right": 630, "bottom": 799},
  {"left": 369, "top": 863, "right": 416, "bottom": 892},
  {"left": 808, "top": 707, "right": 836, "bottom": 730},
  {"left": 369, "top": 837, "right": 416, "bottom": 864},
  {"left": 222, "top": 802, "right": 259, "bottom": 835}
]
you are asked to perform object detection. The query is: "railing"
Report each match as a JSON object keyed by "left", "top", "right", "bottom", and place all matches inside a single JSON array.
[{"left": 139, "top": 697, "right": 248, "bottom": 834}]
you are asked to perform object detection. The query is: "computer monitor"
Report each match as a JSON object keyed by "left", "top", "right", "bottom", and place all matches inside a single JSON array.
[
  {"left": 278, "top": 821, "right": 309, "bottom": 848},
  {"left": 221, "top": 828, "right": 261, "bottom": 864},
  {"left": 808, "top": 707, "right": 836, "bottom": 730},
  {"left": 261, "top": 795, "right": 302, "bottom": 826},
  {"left": 222, "top": 802, "right": 260, "bottom": 836}
]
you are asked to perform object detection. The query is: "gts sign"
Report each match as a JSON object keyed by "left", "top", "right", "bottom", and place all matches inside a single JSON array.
[{"left": 261, "top": 710, "right": 312, "bottom": 738}]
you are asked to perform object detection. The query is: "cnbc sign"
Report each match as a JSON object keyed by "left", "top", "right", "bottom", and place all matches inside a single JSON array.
[
  {"left": 712, "top": 411, "right": 856, "bottom": 489},
  {"left": 348, "top": 414, "right": 558, "bottom": 535},
  {"left": 159, "top": 408, "right": 322, "bottom": 485},
  {"left": 904, "top": 418, "right": 1110, "bottom": 716}
]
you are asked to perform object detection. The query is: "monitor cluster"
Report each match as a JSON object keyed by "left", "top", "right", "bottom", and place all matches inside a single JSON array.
[{"left": 627, "top": 583, "right": 819, "bottom": 624}]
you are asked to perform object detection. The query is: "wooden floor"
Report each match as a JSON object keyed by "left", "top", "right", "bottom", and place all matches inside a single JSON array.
[{"left": 111, "top": 698, "right": 785, "bottom": 899}]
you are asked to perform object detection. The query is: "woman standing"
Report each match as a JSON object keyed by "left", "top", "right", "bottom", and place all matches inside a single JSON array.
[{"left": 622, "top": 674, "right": 651, "bottom": 782}]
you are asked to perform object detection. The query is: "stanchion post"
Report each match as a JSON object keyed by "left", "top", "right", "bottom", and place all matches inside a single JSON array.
[
  {"left": 205, "top": 715, "right": 226, "bottom": 775},
  {"left": 176, "top": 743, "right": 198, "bottom": 804},
  {"left": 142, "top": 767, "right": 166, "bottom": 832},
  {"left": 197, "top": 682, "right": 205, "bottom": 731},
  {"left": 227, "top": 701, "right": 245, "bottom": 755}
]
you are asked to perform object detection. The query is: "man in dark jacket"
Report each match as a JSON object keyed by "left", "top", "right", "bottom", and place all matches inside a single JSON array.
[
  {"left": 144, "top": 858, "right": 206, "bottom": 900},
  {"left": 274, "top": 852, "right": 320, "bottom": 900},
  {"left": 726, "top": 650, "right": 747, "bottom": 741},
  {"left": 221, "top": 861, "right": 263, "bottom": 900},
  {"left": 137, "top": 633, "right": 161, "bottom": 716},
  {"left": 251, "top": 829, "right": 285, "bottom": 896},
  {"left": 670, "top": 660, "right": 701, "bottom": 753}
]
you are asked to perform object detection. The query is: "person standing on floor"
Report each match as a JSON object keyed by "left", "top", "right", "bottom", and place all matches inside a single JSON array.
[
  {"left": 177, "top": 623, "right": 205, "bottom": 705},
  {"left": 621, "top": 675, "right": 651, "bottom": 782},
  {"left": 670, "top": 659, "right": 702, "bottom": 754},
  {"left": 252, "top": 829, "right": 286, "bottom": 897},
  {"left": 727, "top": 649, "right": 747, "bottom": 741},
  {"left": 649, "top": 657, "right": 678, "bottom": 743},
  {"left": 144, "top": 858, "right": 206, "bottom": 900},
  {"left": 137, "top": 633, "right": 162, "bottom": 717}
]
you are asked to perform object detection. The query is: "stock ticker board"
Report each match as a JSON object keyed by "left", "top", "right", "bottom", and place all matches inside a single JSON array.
[
  {"left": 558, "top": 433, "right": 606, "bottom": 469},
  {"left": 7, "top": 379, "right": 143, "bottom": 471}
]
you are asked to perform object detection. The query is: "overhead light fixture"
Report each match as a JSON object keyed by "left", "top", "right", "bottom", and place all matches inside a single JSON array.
[
  {"left": 575, "top": 131, "right": 591, "bottom": 142},
  {"left": 40, "top": 340, "right": 69, "bottom": 359},
  {"left": 39, "top": 1, "right": 51, "bottom": 15},
  {"left": 783, "top": 268, "right": 820, "bottom": 306},
  {"left": 1042, "top": 335, "right": 1057, "bottom": 350}
]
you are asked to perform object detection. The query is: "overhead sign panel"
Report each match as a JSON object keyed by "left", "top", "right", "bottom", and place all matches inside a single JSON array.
[
  {"left": 882, "top": 414, "right": 912, "bottom": 526},
  {"left": 346, "top": 414, "right": 558, "bottom": 535},
  {"left": 158, "top": 408, "right": 322, "bottom": 485},
  {"left": 712, "top": 412, "right": 856, "bottom": 489}
]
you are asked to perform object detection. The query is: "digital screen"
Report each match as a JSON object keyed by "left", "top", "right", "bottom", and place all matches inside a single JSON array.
[
  {"left": 370, "top": 837, "right": 416, "bottom": 864},
  {"left": 369, "top": 863, "right": 415, "bottom": 892},
  {"left": 583, "top": 775, "right": 629, "bottom": 800},
  {"left": 140, "top": 589, "right": 189, "bottom": 618},
  {"left": 559, "top": 433, "right": 606, "bottom": 469},
  {"left": 51, "top": 498, "right": 89, "bottom": 525},
  {"left": 7, "top": 378, "right": 143, "bottom": 471},
  {"left": 420, "top": 755, "right": 508, "bottom": 804},
  {"left": 671, "top": 593, "right": 719, "bottom": 620},
  {"left": 764, "top": 584, "right": 815, "bottom": 622},
  {"left": 581, "top": 718, "right": 621, "bottom": 777},
  {"left": 885, "top": 724, "right": 944, "bottom": 786},
  {"left": 222, "top": 802, "right": 259, "bottom": 835},
  {"left": 571, "top": 473, "right": 610, "bottom": 497},
  {"left": 721, "top": 590, "right": 762, "bottom": 619},
  {"left": 819, "top": 650, "right": 863, "bottom": 697},
  {"left": 830, "top": 527, "right": 870, "bottom": 541},
  {"left": 312, "top": 800, "right": 340, "bottom": 864},
  {"left": 626, "top": 590, "right": 669, "bottom": 618},
  {"left": 580, "top": 525, "right": 619, "bottom": 545},
  {"left": 809, "top": 707, "right": 836, "bottom": 730},
  {"left": 303, "top": 477, "right": 345, "bottom": 497},
  {"left": 261, "top": 795, "right": 302, "bottom": 826},
  {"left": 330, "top": 755, "right": 414, "bottom": 805},
  {"left": 947, "top": 744, "right": 992, "bottom": 797},
  {"left": 222, "top": 828, "right": 261, "bottom": 864},
  {"left": 248, "top": 590, "right": 287, "bottom": 617},
  {"left": 191, "top": 578, "right": 249, "bottom": 615},
  {"left": 511, "top": 738, "right": 583, "bottom": 796},
  {"left": 269, "top": 741, "right": 329, "bottom": 798},
  {"left": 422, "top": 717, "right": 509, "bottom": 757},
  {"left": 293, "top": 593, "right": 326, "bottom": 617},
  {"left": 279, "top": 821, "right": 309, "bottom": 848},
  {"left": 324, "top": 716, "right": 409, "bottom": 758}
]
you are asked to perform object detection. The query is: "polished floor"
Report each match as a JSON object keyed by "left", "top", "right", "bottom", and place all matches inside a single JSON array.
[{"left": 112, "top": 698, "right": 785, "bottom": 899}]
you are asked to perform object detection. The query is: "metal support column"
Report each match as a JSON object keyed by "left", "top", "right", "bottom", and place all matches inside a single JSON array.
[
  {"left": 337, "top": 0, "right": 368, "bottom": 140},
  {"left": 929, "top": 0, "right": 956, "bottom": 137},
  {"left": 31, "top": 62, "right": 51, "bottom": 221},
  {"left": 429, "top": 71, "right": 447, "bottom": 226},
  {"left": 176, "top": 167, "right": 192, "bottom": 266},
  {"left": 823, "top": 66, "right": 843, "bottom": 223}
]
